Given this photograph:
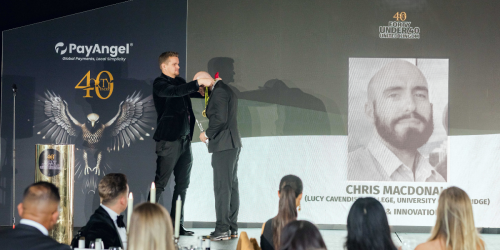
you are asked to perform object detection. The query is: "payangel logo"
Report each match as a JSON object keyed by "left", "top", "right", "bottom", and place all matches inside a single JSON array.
[{"left": 55, "top": 42, "right": 133, "bottom": 62}]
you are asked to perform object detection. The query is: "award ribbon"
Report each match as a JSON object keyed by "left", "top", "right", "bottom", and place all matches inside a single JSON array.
[
  {"left": 202, "top": 72, "right": 218, "bottom": 117},
  {"left": 202, "top": 87, "right": 209, "bottom": 117}
]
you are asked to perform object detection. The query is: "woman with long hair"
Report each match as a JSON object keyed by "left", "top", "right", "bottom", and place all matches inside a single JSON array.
[
  {"left": 261, "top": 175, "right": 303, "bottom": 250},
  {"left": 416, "top": 187, "right": 484, "bottom": 250},
  {"left": 280, "top": 220, "right": 326, "bottom": 250},
  {"left": 344, "top": 197, "right": 398, "bottom": 250},
  {"left": 128, "top": 203, "right": 175, "bottom": 250}
]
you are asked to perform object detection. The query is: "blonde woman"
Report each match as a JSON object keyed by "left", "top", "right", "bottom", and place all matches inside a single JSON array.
[
  {"left": 128, "top": 203, "right": 175, "bottom": 250},
  {"left": 416, "top": 187, "right": 484, "bottom": 250}
]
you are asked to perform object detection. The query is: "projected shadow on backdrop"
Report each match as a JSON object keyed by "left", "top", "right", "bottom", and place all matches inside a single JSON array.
[
  {"left": 34, "top": 61, "right": 155, "bottom": 195},
  {"left": 207, "top": 57, "right": 331, "bottom": 136}
]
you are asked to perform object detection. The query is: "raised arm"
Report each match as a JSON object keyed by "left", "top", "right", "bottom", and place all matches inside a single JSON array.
[{"left": 154, "top": 79, "right": 200, "bottom": 97}]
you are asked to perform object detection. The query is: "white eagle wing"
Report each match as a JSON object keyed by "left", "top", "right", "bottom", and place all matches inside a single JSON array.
[
  {"left": 35, "top": 90, "right": 79, "bottom": 144},
  {"left": 105, "top": 91, "right": 155, "bottom": 151}
]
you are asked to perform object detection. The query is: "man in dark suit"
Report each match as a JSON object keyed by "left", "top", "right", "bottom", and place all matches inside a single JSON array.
[
  {"left": 196, "top": 71, "right": 242, "bottom": 241},
  {"left": 71, "top": 173, "right": 128, "bottom": 249},
  {"left": 0, "top": 182, "right": 71, "bottom": 250},
  {"left": 150, "top": 51, "right": 214, "bottom": 236}
]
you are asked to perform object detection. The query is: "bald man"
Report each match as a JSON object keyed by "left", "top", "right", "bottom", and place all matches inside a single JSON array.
[
  {"left": 348, "top": 60, "right": 445, "bottom": 182},
  {"left": 0, "top": 182, "right": 71, "bottom": 250},
  {"left": 195, "top": 71, "right": 242, "bottom": 240}
]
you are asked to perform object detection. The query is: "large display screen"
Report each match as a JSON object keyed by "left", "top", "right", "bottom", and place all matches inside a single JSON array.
[{"left": 185, "top": 1, "right": 500, "bottom": 227}]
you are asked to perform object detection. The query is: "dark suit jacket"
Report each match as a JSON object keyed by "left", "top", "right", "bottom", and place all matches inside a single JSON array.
[
  {"left": 206, "top": 81, "right": 242, "bottom": 153},
  {"left": 71, "top": 206, "right": 123, "bottom": 249},
  {"left": 153, "top": 73, "right": 203, "bottom": 141},
  {"left": 0, "top": 224, "right": 71, "bottom": 250}
]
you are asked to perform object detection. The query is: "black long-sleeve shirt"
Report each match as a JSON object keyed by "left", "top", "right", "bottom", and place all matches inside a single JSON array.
[{"left": 152, "top": 73, "right": 201, "bottom": 141}]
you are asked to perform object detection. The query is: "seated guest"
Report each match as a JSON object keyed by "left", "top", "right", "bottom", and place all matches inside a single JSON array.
[
  {"left": 344, "top": 197, "right": 398, "bottom": 250},
  {"left": 280, "top": 220, "right": 326, "bottom": 250},
  {"left": 0, "top": 182, "right": 71, "bottom": 250},
  {"left": 128, "top": 202, "right": 175, "bottom": 250},
  {"left": 261, "top": 175, "right": 303, "bottom": 250},
  {"left": 71, "top": 173, "right": 129, "bottom": 249},
  {"left": 416, "top": 187, "right": 484, "bottom": 250}
]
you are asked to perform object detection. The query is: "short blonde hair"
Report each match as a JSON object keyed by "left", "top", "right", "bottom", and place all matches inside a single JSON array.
[
  {"left": 128, "top": 203, "right": 175, "bottom": 250},
  {"left": 429, "top": 187, "right": 484, "bottom": 250},
  {"left": 98, "top": 173, "right": 127, "bottom": 205},
  {"left": 159, "top": 51, "right": 179, "bottom": 68}
]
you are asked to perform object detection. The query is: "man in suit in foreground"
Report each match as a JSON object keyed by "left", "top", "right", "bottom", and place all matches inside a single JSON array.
[
  {"left": 0, "top": 182, "right": 71, "bottom": 250},
  {"left": 72, "top": 173, "right": 128, "bottom": 249},
  {"left": 196, "top": 71, "right": 242, "bottom": 241}
]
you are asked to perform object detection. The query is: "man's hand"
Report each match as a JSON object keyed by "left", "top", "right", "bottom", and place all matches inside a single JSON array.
[
  {"left": 197, "top": 78, "right": 214, "bottom": 88},
  {"left": 199, "top": 132, "right": 209, "bottom": 143},
  {"left": 198, "top": 87, "right": 205, "bottom": 96}
]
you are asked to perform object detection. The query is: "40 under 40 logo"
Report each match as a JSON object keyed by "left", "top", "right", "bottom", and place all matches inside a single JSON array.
[
  {"left": 76, "top": 71, "right": 114, "bottom": 99},
  {"left": 379, "top": 12, "right": 420, "bottom": 39}
]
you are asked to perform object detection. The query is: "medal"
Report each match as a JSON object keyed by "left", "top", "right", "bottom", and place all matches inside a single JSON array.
[{"left": 202, "top": 109, "right": 207, "bottom": 117}]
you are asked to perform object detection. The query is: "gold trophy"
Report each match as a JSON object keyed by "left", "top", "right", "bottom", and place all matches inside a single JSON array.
[{"left": 35, "top": 144, "right": 75, "bottom": 244}]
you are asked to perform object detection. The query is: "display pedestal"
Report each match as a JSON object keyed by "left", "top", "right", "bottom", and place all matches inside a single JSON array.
[{"left": 35, "top": 144, "right": 75, "bottom": 244}]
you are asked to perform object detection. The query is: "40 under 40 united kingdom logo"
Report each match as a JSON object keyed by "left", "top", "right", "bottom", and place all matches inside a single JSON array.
[
  {"left": 55, "top": 42, "right": 133, "bottom": 62},
  {"left": 379, "top": 12, "right": 420, "bottom": 39}
]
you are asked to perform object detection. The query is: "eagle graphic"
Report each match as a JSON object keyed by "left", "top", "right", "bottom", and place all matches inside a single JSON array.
[{"left": 35, "top": 90, "right": 155, "bottom": 192}]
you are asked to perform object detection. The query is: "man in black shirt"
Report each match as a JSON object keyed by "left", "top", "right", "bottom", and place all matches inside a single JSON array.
[{"left": 150, "top": 51, "right": 213, "bottom": 235}]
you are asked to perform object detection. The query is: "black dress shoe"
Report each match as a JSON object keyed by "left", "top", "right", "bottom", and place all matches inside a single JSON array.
[
  {"left": 180, "top": 226, "right": 194, "bottom": 236},
  {"left": 231, "top": 229, "right": 238, "bottom": 238},
  {"left": 210, "top": 230, "right": 231, "bottom": 241}
]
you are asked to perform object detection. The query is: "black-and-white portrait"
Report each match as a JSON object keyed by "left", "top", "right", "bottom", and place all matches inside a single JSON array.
[{"left": 348, "top": 58, "right": 448, "bottom": 182}]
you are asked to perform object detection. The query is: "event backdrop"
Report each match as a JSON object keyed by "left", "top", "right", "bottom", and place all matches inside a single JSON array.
[
  {"left": 2, "top": 0, "right": 500, "bottom": 228},
  {"left": 1, "top": 0, "right": 187, "bottom": 226}
]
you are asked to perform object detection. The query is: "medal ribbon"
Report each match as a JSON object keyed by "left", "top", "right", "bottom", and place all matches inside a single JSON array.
[
  {"left": 203, "top": 72, "right": 218, "bottom": 117},
  {"left": 204, "top": 87, "right": 209, "bottom": 108}
]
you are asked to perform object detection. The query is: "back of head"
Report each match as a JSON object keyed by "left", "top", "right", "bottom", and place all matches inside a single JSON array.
[
  {"left": 20, "top": 182, "right": 60, "bottom": 229},
  {"left": 23, "top": 181, "right": 60, "bottom": 204},
  {"left": 280, "top": 220, "right": 326, "bottom": 250},
  {"left": 98, "top": 173, "right": 128, "bottom": 205},
  {"left": 128, "top": 203, "right": 175, "bottom": 250},
  {"left": 273, "top": 175, "right": 303, "bottom": 250},
  {"left": 193, "top": 71, "right": 213, "bottom": 81},
  {"left": 345, "top": 197, "right": 397, "bottom": 250},
  {"left": 429, "top": 187, "right": 484, "bottom": 250}
]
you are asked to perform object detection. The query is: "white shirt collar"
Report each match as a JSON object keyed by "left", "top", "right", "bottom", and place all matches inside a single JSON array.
[
  {"left": 100, "top": 204, "right": 118, "bottom": 221},
  {"left": 101, "top": 204, "right": 127, "bottom": 248},
  {"left": 211, "top": 79, "right": 220, "bottom": 91},
  {"left": 20, "top": 219, "right": 49, "bottom": 236},
  {"left": 367, "top": 135, "right": 437, "bottom": 181},
  {"left": 367, "top": 136, "right": 405, "bottom": 177}
]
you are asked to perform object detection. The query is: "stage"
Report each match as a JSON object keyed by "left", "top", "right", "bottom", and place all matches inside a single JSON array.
[
  {"left": 179, "top": 228, "right": 500, "bottom": 250},
  {"left": 4, "top": 1, "right": 500, "bottom": 248}
]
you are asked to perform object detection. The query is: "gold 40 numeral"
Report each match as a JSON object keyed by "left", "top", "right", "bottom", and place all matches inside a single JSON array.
[
  {"left": 393, "top": 12, "right": 407, "bottom": 21},
  {"left": 75, "top": 71, "right": 114, "bottom": 99}
]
